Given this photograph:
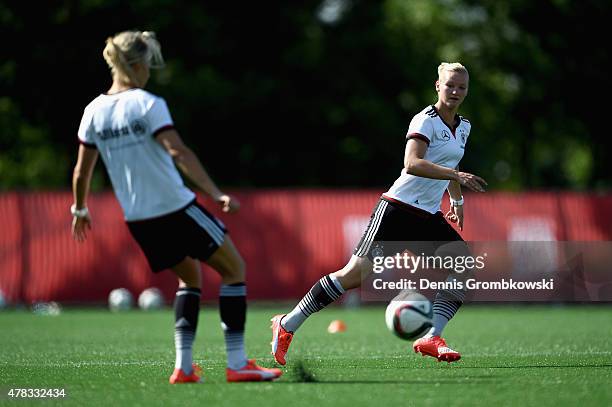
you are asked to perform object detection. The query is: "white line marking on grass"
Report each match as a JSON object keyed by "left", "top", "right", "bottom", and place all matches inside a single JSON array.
[
  {"left": 468, "top": 351, "right": 611, "bottom": 357},
  {"left": 2, "top": 361, "right": 222, "bottom": 368}
]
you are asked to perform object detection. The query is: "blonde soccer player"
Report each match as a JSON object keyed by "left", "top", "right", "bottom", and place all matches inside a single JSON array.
[
  {"left": 71, "top": 30, "right": 281, "bottom": 383},
  {"left": 271, "top": 62, "right": 487, "bottom": 365}
]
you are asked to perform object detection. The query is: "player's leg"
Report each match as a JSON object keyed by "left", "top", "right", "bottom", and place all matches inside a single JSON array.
[
  {"left": 206, "top": 235, "right": 282, "bottom": 381},
  {"left": 270, "top": 255, "right": 370, "bottom": 365},
  {"left": 270, "top": 199, "right": 393, "bottom": 365},
  {"left": 126, "top": 212, "right": 205, "bottom": 383},
  {"left": 428, "top": 241, "right": 469, "bottom": 338},
  {"left": 206, "top": 236, "right": 247, "bottom": 370},
  {"left": 281, "top": 255, "right": 369, "bottom": 332},
  {"left": 279, "top": 199, "right": 391, "bottom": 336},
  {"left": 413, "top": 215, "right": 469, "bottom": 362},
  {"left": 169, "top": 256, "right": 203, "bottom": 383}
]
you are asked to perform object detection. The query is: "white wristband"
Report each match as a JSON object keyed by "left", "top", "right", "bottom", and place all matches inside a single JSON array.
[
  {"left": 70, "top": 204, "right": 89, "bottom": 218},
  {"left": 450, "top": 197, "right": 464, "bottom": 207}
]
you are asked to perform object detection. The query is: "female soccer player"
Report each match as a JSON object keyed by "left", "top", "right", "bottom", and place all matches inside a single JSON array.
[
  {"left": 271, "top": 62, "right": 487, "bottom": 365},
  {"left": 71, "top": 30, "right": 281, "bottom": 383}
]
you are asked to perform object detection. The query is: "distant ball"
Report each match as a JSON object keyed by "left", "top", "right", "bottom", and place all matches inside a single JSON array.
[
  {"left": 108, "top": 288, "right": 133, "bottom": 312},
  {"left": 138, "top": 287, "right": 164, "bottom": 311},
  {"left": 385, "top": 291, "right": 433, "bottom": 340}
]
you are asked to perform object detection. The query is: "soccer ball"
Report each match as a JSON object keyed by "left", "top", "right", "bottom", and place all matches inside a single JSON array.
[
  {"left": 138, "top": 287, "right": 164, "bottom": 311},
  {"left": 385, "top": 291, "right": 433, "bottom": 340},
  {"left": 108, "top": 288, "right": 133, "bottom": 312}
]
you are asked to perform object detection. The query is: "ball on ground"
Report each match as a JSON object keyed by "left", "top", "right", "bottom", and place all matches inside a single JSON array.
[
  {"left": 385, "top": 291, "right": 433, "bottom": 340},
  {"left": 108, "top": 288, "right": 133, "bottom": 312}
]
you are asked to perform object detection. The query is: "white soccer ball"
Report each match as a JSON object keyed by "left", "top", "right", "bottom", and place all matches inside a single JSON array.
[
  {"left": 138, "top": 287, "right": 164, "bottom": 311},
  {"left": 108, "top": 288, "right": 133, "bottom": 312},
  {"left": 385, "top": 291, "right": 433, "bottom": 340}
]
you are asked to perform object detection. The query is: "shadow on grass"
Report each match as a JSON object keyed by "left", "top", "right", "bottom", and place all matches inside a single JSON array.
[{"left": 284, "top": 360, "right": 501, "bottom": 384}]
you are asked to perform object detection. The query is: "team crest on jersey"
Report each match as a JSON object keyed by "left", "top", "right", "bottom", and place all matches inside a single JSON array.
[
  {"left": 460, "top": 130, "right": 466, "bottom": 144},
  {"left": 130, "top": 119, "right": 148, "bottom": 136},
  {"left": 440, "top": 130, "right": 451, "bottom": 142}
]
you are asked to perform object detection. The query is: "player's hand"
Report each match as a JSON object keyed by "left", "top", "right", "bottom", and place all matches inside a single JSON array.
[
  {"left": 445, "top": 205, "right": 464, "bottom": 231},
  {"left": 72, "top": 214, "right": 92, "bottom": 242},
  {"left": 455, "top": 171, "right": 487, "bottom": 192},
  {"left": 217, "top": 194, "right": 240, "bottom": 213}
]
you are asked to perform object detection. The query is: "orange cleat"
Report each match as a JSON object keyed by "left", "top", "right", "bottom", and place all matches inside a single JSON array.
[
  {"left": 169, "top": 363, "right": 203, "bottom": 384},
  {"left": 413, "top": 336, "right": 461, "bottom": 363},
  {"left": 270, "top": 314, "right": 294, "bottom": 366},
  {"left": 226, "top": 359, "right": 283, "bottom": 382}
]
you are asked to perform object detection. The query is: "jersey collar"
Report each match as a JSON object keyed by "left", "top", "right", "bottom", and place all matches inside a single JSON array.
[{"left": 431, "top": 105, "right": 461, "bottom": 135}]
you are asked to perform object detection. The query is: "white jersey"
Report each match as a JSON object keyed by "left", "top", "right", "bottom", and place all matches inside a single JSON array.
[
  {"left": 385, "top": 105, "right": 471, "bottom": 214},
  {"left": 77, "top": 88, "right": 195, "bottom": 221}
]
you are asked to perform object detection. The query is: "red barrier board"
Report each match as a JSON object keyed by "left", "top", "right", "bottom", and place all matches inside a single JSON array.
[{"left": 0, "top": 190, "right": 610, "bottom": 304}]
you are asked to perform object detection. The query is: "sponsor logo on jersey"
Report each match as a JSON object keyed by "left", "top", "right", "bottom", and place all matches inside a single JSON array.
[
  {"left": 95, "top": 119, "right": 149, "bottom": 141},
  {"left": 96, "top": 126, "right": 130, "bottom": 140},
  {"left": 440, "top": 130, "right": 451, "bottom": 142}
]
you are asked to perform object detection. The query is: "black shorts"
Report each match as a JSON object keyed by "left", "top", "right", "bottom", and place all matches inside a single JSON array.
[
  {"left": 127, "top": 200, "right": 227, "bottom": 273},
  {"left": 354, "top": 195, "right": 464, "bottom": 260}
]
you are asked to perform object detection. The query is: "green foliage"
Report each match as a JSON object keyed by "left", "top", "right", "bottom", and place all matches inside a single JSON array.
[
  {"left": 0, "top": 98, "right": 69, "bottom": 189},
  {"left": 0, "top": 1, "right": 609, "bottom": 190}
]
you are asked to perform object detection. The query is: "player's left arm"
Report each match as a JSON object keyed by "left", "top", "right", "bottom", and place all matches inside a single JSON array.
[
  {"left": 71, "top": 144, "right": 98, "bottom": 242},
  {"left": 446, "top": 166, "right": 465, "bottom": 231},
  {"left": 156, "top": 129, "right": 239, "bottom": 213}
]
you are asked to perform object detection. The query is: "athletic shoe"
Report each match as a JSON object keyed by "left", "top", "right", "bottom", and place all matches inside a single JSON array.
[
  {"left": 169, "top": 363, "right": 203, "bottom": 384},
  {"left": 270, "top": 314, "right": 293, "bottom": 365},
  {"left": 413, "top": 336, "right": 461, "bottom": 363},
  {"left": 226, "top": 359, "right": 283, "bottom": 382}
]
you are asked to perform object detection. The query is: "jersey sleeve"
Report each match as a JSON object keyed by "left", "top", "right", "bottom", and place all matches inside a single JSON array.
[
  {"left": 406, "top": 114, "right": 434, "bottom": 146},
  {"left": 146, "top": 97, "right": 175, "bottom": 137},
  {"left": 463, "top": 118, "right": 472, "bottom": 137},
  {"left": 77, "top": 109, "right": 97, "bottom": 149}
]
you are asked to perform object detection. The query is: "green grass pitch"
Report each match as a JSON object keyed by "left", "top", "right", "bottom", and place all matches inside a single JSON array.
[{"left": 1, "top": 305, "right": 611, "bottom": 406}]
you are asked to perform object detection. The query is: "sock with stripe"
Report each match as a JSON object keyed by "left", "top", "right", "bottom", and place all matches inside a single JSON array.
[
  {"left": 219, "top": 283, "right": 248, "bottom": 370},
  {"left": 174, "top": 287, "right": 201, "bottom": 374},
  {"left": 281, "top": 275, "right": 345, "bottom": 333},
  {"left": 426, "top": 288, "right": 465, "bottom": 337}
]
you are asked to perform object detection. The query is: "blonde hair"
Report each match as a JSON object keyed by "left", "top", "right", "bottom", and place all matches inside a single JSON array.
[
  {"left": 437, "top": 62, "right": 469, "bottom": 79},
  {"left": 103, "top": 30, "right": 165, "bottom": 87}
]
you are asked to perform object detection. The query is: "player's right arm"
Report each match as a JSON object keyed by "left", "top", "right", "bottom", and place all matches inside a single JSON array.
[
  {"left": 156, "top": 129, "right": 239, "bottom": 213},
  {"left": 404, "top": 139, "right": 486, "bottom": 192}
]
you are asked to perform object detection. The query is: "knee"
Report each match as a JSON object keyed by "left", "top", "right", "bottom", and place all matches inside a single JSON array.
[
  {"left": 177, "top": 271, "right": 201, "bottom": 289},
  {"left": 224, "top": 254, "right": 246, "bottom": 283},
  {"left": 332, "top": 260, "right": 365, "bottom": 290}
]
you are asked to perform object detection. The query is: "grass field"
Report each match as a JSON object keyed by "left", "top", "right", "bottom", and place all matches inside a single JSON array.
[{"left": 1, "top": 305, "right": 611, "bottom": 406}]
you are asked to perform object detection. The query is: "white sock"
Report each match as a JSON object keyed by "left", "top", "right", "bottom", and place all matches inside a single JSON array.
[
  {"left": 282, "top": 275, "right": 345, "bottom": 333},
  {"left": 173, "top": 287, "right": 200, "bottom": 374},
  {"left": 282, "top": 307, "right": 307, "bottom": 333},
  {"left": 425, "top": 314, "right": 450, "bottom": 337},
  {"left": 174, "top": 339, "right": 194, "bottom": 374},
  {"left": 225, "top": 330, "right": 247, "bottom": 370},
  {"left": 425, "top": 290, "right": 463, "bottom": 337}
]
